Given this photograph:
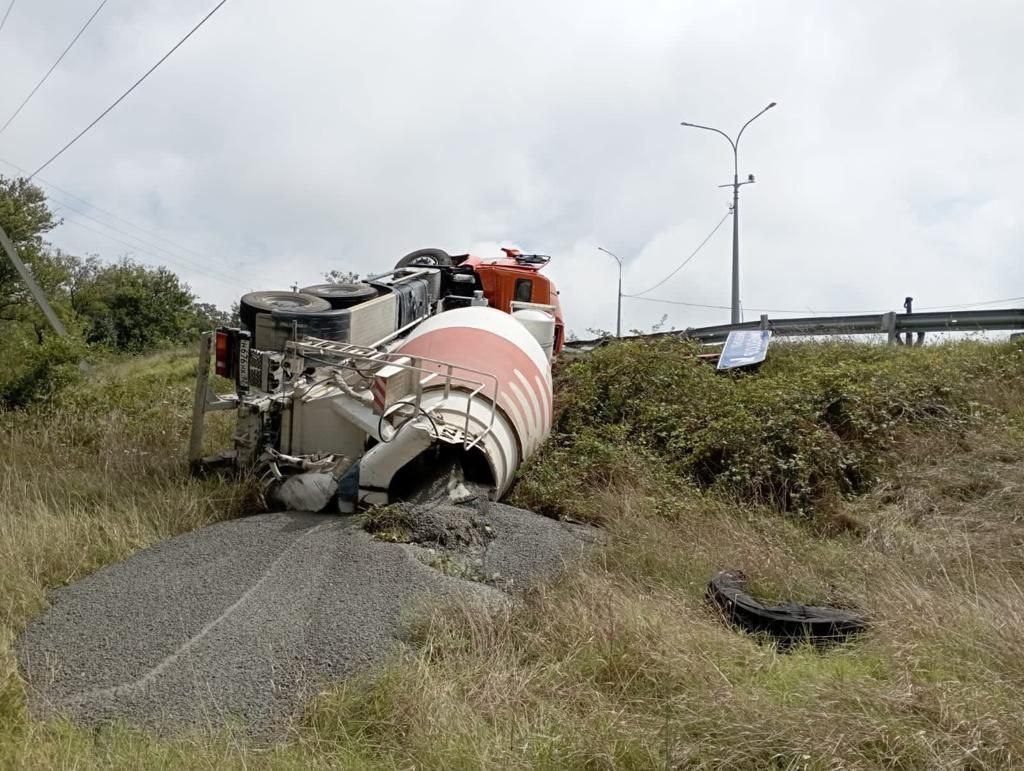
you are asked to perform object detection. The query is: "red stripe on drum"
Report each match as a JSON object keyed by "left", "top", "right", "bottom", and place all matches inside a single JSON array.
[
  {"left": 395, "top": 326, "right": 552, "bottom": 448},
  {"left": 532, "top": 374, "right": 551, "bottom": 432},
  {"left": 513, "top": 369, "right": 543, "bottom": 438},
  {"left": 507, "top": 378, "right": 538, "bottom": 455},
  {"left": 402, "top": 306, "right": 550, "bottom": 380},
  {"left": 499, "top": 389, "right": 530, "bottom": 454}
]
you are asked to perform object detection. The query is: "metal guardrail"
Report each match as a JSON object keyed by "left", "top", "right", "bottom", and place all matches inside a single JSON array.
[
  {"left": 685, "top": 308, "right": 1024, "bottom": 344},
  {"left": 563, "top": 308, "right": 1024, "bottom": 350}
]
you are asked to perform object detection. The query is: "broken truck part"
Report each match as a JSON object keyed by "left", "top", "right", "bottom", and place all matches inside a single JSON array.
[
  {"left": 706, "top": 569, "right": 867, "bottom": 648},
  {"left": 189, "top": 249, "right": 562, "bottom": 510}
]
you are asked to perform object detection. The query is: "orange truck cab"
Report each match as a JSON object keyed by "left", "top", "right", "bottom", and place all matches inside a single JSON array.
[
  {"left": 462, "top": 249, "right": 564, "bottom": 354},
  {"left": 398, "top": 247, "right": 565, "bottom": 355}
]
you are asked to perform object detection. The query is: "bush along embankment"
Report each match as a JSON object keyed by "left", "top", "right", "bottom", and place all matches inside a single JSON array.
[{"left": 513, "top": 337, "right": 1024, "bottom": 523}]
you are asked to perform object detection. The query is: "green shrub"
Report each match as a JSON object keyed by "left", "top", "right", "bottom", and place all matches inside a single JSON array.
[
  {"left": 0, "top": 335, "right": 84, "bottom": 410},
  {"left": 515, "top": 338, "right": 1024, "bottom": 519}
]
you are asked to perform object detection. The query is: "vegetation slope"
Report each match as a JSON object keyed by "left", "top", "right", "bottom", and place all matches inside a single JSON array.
[{"left": 2, "top": 337, "right": 1024, "bottom": 769}]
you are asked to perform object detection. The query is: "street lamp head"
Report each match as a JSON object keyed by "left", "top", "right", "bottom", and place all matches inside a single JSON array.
[
  {"left": 596, "top": 245, "right": 623, "bottom": 265},
  {"left": 767, "top": 101, "right": 777, "bottom": 108}
]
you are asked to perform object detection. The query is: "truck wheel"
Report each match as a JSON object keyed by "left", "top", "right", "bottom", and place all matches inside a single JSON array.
[
  {"left": 300, "top": 283, "right": 378, "bottom": 309},
  {"left": 395, "top": 248, "right": 452, "bottom": 268},
  {"left": 239, "top": 291, "right": 332, "bottom": 331}
]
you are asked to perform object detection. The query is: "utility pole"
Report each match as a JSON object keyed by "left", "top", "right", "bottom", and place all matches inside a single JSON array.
[
  {"left": 681, "top": 102, "right": 776, "bottom": 324},
  {"left": 596, "top": 246, "right": 623, "bottom": 337},
  {"left": 0, "top": 222, "right": 67, "bottom": 337}
]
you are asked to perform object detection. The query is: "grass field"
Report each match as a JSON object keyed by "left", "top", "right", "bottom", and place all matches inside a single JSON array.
[{"left": 2, "top": 339, "right": 1023, "bottom": 768}]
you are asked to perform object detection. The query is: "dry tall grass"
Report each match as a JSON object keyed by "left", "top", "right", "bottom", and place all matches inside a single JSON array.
[
  {"left": 2, "top": 341, "right": 1023, "bottom": 769},
  {"left": 292, "top": 423, "right": 1024, "bottom": 769},
  {"left": 0, "top": 351, "right": 250, "bottom": 768}
]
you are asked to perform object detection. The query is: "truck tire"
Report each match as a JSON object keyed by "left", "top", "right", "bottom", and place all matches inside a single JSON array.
[
  {"left": 300, "top": 283, "right": 378, "bottom": 309},
  {"left": 395, "top": 248, "right": 452, "bottom": 269},
  {"left": 239, "top": 291, "right": 331, "bottom": 331}
]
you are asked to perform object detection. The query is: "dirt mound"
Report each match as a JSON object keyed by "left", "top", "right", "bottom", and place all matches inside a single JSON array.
[
  {"left": 365, "top": 500, "right": 598, "bottom": 591},
  {"left": 364, "top": 501, "right": 491, "bottom": 547}
]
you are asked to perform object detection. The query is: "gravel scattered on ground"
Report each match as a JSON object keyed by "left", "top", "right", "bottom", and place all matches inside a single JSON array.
[
  {"left": 381, "top": 500, "right": 598, "bottom": 591},
  {"left": 16, "top": 503, "right": 594, "bottom": 739}
]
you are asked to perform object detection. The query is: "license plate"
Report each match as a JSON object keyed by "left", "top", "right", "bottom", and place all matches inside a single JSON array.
[{"left": 237, "top": 338, "right": 250, "bottom": 388}]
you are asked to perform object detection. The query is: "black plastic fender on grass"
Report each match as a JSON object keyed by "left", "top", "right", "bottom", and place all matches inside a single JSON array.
[{"left": 706, "top": 569, "right": 867, "bottom": 649}]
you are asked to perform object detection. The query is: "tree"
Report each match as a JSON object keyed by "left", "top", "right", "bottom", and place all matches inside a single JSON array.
[
  {"left": 191, "top": 301, "right": 234, "bottom": 331},
  {"left": 324, "top": 270, "right": 360, "bottom": 284},
  {"left": 70, "top": 258, "right": 199, "bottom": 352},
  {"left": 2, "top": 173, "right": 234, "bottom": 355},
  {"left": 0, "top": 175, "right": 72, "bottom": 340}
]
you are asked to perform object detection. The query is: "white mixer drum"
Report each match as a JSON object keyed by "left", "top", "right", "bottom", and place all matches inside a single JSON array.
[{"left": 390, "top": 306, "right": 553, "bottom": 495}]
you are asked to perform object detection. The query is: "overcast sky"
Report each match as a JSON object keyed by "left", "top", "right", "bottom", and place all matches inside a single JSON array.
[{"left": 1, "top": 0, "right": 1021, "bottom": 335}]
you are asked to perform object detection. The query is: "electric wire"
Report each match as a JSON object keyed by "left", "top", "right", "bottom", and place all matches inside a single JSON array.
[
  {"left": 0, "top": 156, "right": 218, "bottom": 264},
  {"left": 60, "top": 214, "right": 245, "bottom": 288},
  {"left": 0, "top": 0, "right": 15, "bottom": 36},
  {"left": 1, "top": 152, "right": 264, "bottom": 297},
  {"left": 628, "top": 293, "right": 1024, "bottom": 316},
  {"left": 627, "top": 208, "right": 732, "bottom": 296},
  {"left": 60, "top": 216, "right": 248, "bottom": 290},
  {"left": 916, "top": 295, "right": 1024, "bottom": 311},
  {"left": 1, "top": 154, "right": 251, "bottom": 289},
  {"left": 625, "top": 295, "right": 812, "bottom": 314},
  {"left": 12, "top": 164, "right": 258, "bottom": 291},
  {"left": 0, "top": 0, "right": 108, "bottom": 137},
  {"left": 53, "top": 198, "right": 241, "bottom": 284},
  {"left": 28, "top": 0, "right": 229, "bottom": 179}
]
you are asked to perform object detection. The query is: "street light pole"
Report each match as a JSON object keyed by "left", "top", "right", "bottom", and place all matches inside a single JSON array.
[
  {"left": 596, "top": 246, "right": 623, "bottom": 337},
  {"left": 681, "top": 102, "right": 776, "bottom": 324}
]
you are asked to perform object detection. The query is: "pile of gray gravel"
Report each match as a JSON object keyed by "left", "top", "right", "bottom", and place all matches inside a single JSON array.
[{"left": 16, "top": 503, "right": 594, "bottom": 739}]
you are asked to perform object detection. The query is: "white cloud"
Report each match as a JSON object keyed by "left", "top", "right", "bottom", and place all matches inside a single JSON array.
[{"left": 0, "top": 0, "right": 1020, "bottom": 335}]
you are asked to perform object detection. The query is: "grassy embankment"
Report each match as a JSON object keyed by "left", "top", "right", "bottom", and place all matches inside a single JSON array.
[{"left": 2, "top": 338, "right": 1024, "bottom": 768}]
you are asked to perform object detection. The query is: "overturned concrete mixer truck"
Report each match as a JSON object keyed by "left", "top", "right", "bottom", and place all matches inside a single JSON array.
[{"left": 189, "top": 247, "right": 564, "bottom": 512}]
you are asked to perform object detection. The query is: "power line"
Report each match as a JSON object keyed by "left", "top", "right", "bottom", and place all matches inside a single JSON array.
[
  {"left": 625, "top": 294, "right": 811, "bottom": 314},
  {"left": 60, "top": 215, "right": 248, "bottom": 291},
  {"left": 628, "top": 209, "right": 732, "bottom": 296},
  {"left": 0, "top": 156, "right": 214, "bottom": 263},
  {"left": 916, "top": 295, "right": 1024, "bottom": 311},
  {"left": 0, "top": 0, "right": 108, "bottom": 137},
  {"left": 28, "top": 0, "right": 229, "bottom": 179},
  {"left": 0, "top": 156, "right": 260, "bottom": 293},
  {"left": 0, "top": 156, "right": 242, "bottom": 283},
  {"left": 627, "top": 293, "right": 1024, "bottom": 316},
  {"left": 54, "top": 199, "right": 241, "bottom": 285},
  {"left": 0, "top": 0, "right": 15, "bottom": 36}
]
